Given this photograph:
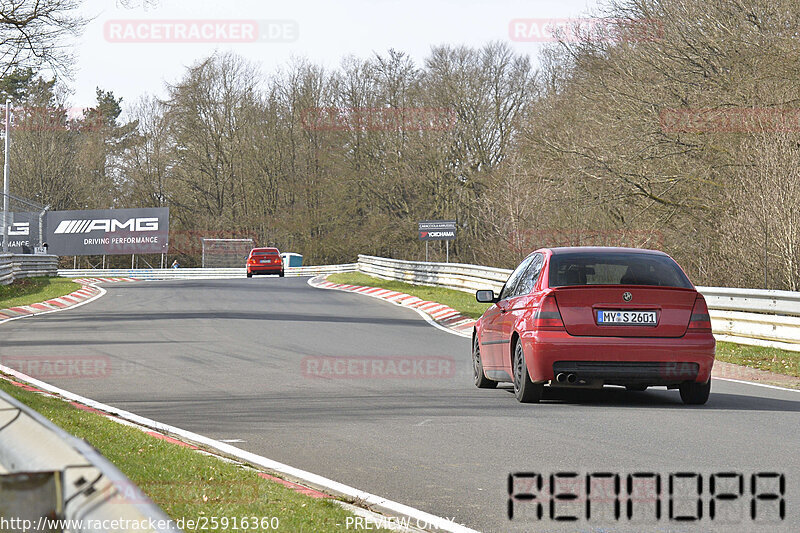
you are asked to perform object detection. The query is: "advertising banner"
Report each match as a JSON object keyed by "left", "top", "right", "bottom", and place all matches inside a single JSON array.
[
  {"left": 45, "top": 207, "right": 169, "bottom": 256},
  {"left": 1, "top": 212, "right": 44, "bottom": 253},
  {"left": 418, "top": 220, "right": 457, "bottom": 241}
]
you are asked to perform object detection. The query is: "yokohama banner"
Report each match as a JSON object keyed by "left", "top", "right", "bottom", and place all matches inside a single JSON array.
[
  {"left": 45, "top": 207, "right": 169, "bottom": 255},
  {"left": 418, "top": 220, "right": 457, "bottom": 241}
]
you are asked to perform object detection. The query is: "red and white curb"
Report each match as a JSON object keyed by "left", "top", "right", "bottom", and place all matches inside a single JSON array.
[
  {"left": 71, "top": 277, "right": 138, "bottom": 284},
  {"left": 0, "top": 369, "right": 476, "bottom": 533},
  {"left": 0, "top": 281, "right": 106, "bottom": 324},
  {"left": 309, "top": 277, "right": 475, "bottom": 338}
]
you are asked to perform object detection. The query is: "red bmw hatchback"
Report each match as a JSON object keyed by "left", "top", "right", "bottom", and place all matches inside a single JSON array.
[
  {"left": 246, "top": 247, "right": 284, "bottom": 277},
  {"left": 473, "top": 247, "right": 715, "bottom": 404}
]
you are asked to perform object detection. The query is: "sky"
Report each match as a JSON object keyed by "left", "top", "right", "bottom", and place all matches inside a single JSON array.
[{"left": 70, "top": 0, "right": 602, "bottom": 114}]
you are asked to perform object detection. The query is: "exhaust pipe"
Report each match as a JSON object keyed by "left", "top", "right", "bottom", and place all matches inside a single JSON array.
[
  {"left": 566, "top": 373, "right": 577, "bottom": 384},
  {"left": 555, "top": 373, "right": 567, "bottom": 383}
]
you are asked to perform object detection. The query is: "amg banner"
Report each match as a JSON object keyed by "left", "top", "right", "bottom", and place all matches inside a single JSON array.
[
  {"left": 418, "top": 220, "right": 457, "bottom": 241},
  {"left": 46, "top": 207, "right": 169, "bottom": 255},
  {"left": 2, "top": 212, "right": 43, "bottom": 253}
]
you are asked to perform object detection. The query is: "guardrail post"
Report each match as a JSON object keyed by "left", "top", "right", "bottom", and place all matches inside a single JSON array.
[{"left": 0, "top": 389, "right": 181, "bottom": 532}]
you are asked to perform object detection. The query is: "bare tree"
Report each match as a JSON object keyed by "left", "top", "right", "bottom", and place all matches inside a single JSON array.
[
  {"left": 0, "top": 0, "right": 86, "bottom": 78},
  {"left": 96, "top": 0, "right": 800, "bottom": 281},
  {"left": 723, "top": 130, "right": 800, "bottom": 290}
]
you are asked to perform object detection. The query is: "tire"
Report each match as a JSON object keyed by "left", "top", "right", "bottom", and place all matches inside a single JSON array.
[
  {"left": 512, "top": 340, "right": 543, "bottom": 403},
  {"left": 625, "top": 384, "right": 648, "bottom": 392},
  {"left": 279, "top": 271, "right": 285, "bottom": 277},
  {"left": 679, "top": 379, "right": 711, "bottom": 405},
  {"left": 246, "top": 272, "right": 253, "bottom": 278},
  {"left": 472, "top": 335, "right": 497, "bottom": 389}
]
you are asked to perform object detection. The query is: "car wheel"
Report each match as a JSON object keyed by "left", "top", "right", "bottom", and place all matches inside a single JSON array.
[
  {"left": 625, "top": 384, "right": 648, "bottom": 392},
  {"left": 279, "top": 271, "right": 285, "bottom": 277},
  {"left": 512, "top": 340, "right": 542, "bottom": 403},
  {"left": 679, "top": 379, "right": 711, "bottom": 405},
  {"left": 246, "top": 272, "right": 253, "bottom": 278},
  {"left": 472, "top": 335, "right": 497, "bottom": 389}
]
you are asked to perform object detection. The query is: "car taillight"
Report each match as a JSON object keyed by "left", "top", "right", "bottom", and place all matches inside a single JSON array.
[
  {"left": 688, "top": 295, "right": 712, "bottom": 332},
  {"left": 533, "top": 294, "right": 564, "bottom": 330}
]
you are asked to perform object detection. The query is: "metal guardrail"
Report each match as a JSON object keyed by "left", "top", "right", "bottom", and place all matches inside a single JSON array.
[
  {"left": 58, "top": 264, "right": 358, "bottom": 280},
  {"left": 356, "top": 256, "right": 800, "bottom": 350},
  {"left": 357, "top": 255, "right": 511, "bottom": 293},
  {"left": 0, "top": 255, "right": 11, "bottom": 285},
  {"left": 0, "top": 389, "right": 180, "bottom": 532},
  {"left": 0, "top": 253, "right": 59, "bottom": 285},
  {"left": 55, "top": 256, "right": 800, "bottom": 349},
  {"left": 285, "top": 263, "right": 358, "bottom": 276},
  {"left": 58, "top": 268, "right": 245, "bottom": 280},
  {"left": 695, "top": 286, "right": 800, "bottom": 349},
  {"left": 697, "top": 286, "right": 800, "bottom": 317}
]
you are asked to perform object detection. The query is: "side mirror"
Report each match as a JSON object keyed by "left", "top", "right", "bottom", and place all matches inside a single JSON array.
[{"left": 476, "top": 290, "right": 499, "bottom": 303}]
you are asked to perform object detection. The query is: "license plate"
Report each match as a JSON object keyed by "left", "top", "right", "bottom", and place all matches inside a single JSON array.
[
  {"left": 597, "top": 310, "right": 657, "bottom": 325},
  {"left": 260, "top": 259, "right": 269, "bottom": 263}
]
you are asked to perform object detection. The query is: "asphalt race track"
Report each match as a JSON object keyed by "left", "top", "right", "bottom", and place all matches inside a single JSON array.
[{"left": 2, "top": 277, "right": 798, "bottom": 532}]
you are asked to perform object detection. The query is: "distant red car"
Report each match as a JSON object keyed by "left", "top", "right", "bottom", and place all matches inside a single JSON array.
[
  {"left": 473, "top": 247, "right": 715, "bottom": 404},
  {"left": 246, "top": 247, "right": 284, "bottom": 277}
]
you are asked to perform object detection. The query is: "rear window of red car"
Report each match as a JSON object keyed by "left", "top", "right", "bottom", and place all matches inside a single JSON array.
[
  {"left": 548, "top": 252, "right": 692, "bottom": 288},
  {"left": 252, "top": 251, "right": 279, "bottom": 257}
]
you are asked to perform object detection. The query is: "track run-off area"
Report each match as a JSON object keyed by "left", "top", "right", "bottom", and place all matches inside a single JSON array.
[{"left": 1, "top": 277, "right": 798, "bottom": 533}]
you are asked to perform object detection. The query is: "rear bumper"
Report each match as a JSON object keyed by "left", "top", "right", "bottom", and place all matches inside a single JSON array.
[
  {"left": 247, "top": 265, "right": 283, "bottom": 274},
  {"left": 520, "top": 329, "right": 715, "bottom": 384}
]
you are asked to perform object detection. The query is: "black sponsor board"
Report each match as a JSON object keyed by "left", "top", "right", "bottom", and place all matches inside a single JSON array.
[
  {"left": 2, "top": 212, "right": 44, "bottom": 253},
  {"left": 45, "top": 207, "right": 169, "bottom": 255},
  {"left": 418, "top": 220, "right": 457, "bottom": 241}
]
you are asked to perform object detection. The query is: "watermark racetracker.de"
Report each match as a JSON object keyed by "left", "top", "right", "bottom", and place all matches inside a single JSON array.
[
  {"left": 508, "top": 228, "right": 665, "bottom": 255},
  {"left": 660, "top": 107, "right": 800, "bottom": 133},
  {"left": 167, "top": 229, "right": 259, "bottom": 257},
  {"left": 0, "top": 356, "right": 144, "bottom": 380},
  {"left": 509, "top": 17, "right": 663, "bottom": 43},
  {"left": 104, "top": 19, "right": 298, "bottom": 43},
  {"left": 1, "top": 107, "right": 104, "bottom": 132},
  {"left": 300, "top": 107, "right": 457, "bottom": 132},
  {"left": 301, "top": 356, "right": 456, "bottom": 380},
  {"left": 0, "top": 356, "right": 111, "bottom": 379}
]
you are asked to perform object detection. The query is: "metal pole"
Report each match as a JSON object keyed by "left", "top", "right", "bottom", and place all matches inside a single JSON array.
[
  {"left": 2, "top": 100, "right": 10, "bottom": 253},
  {"left": 764, "top": 224, "right": 768, "bottom": 290},
  {"left": 446, "top": 240, "right": 449, "bottom": 263},
  {"left": 38, "top": 205, "right": 49, "bottom": 250},
  {"left": 425, "top": 241, "right": 428, "bottom": 262},
  {"left": 131, "top": 254, "right": 135, "bottom": 269}
]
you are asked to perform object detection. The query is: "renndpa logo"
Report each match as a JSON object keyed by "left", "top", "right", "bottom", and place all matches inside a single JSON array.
[{"left": 54, "top": 217, "right": 159, "bottom": 234}]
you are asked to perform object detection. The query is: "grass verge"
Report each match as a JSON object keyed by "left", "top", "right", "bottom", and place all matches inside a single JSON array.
[
  {"left": 0, "top": 379, "right": 391, "bottom": 532},
  {"left": 326, "top": 272, "right": 490, "bottom": 319},
  {"left": 327, "top": 273, "right": 800, "bottom": 381},
  {"left": 0, "top": 277, "right": 78, "bottom": 309},
  {"left": 715, "top": 341, "right": 800, "bottom": 378}
]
